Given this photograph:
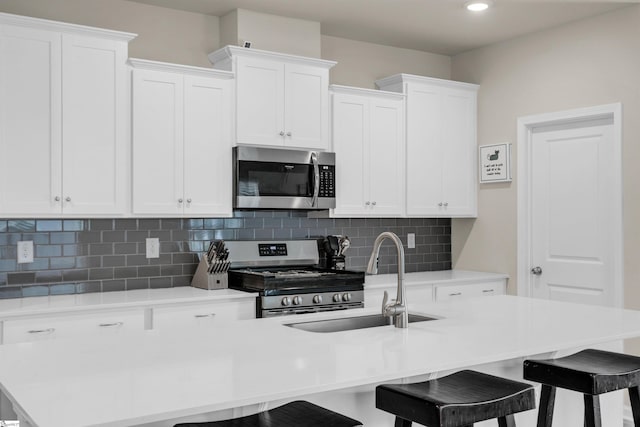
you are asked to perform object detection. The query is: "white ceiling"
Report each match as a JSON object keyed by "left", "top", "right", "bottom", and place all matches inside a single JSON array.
[{"left": 127, "top": 0, "right": 636, "bottom": 55}]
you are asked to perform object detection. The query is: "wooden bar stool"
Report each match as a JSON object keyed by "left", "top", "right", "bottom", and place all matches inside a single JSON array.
[
  {"left": 523, "top": 348, "right": 640, "bottom": 427},
  {"left": 376, "top": 370, "right": 536, "bottom": 426},
  {"left": 173, "top": 400, "right": 362, "bottom": 427}
]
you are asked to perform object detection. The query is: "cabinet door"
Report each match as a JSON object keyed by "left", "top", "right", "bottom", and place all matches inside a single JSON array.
[
  {"left": 368, "top": 97, "right": 404, "bottom": 216},
  {"left": 405, "top": 84, "right": 443, "bottom": 216},
  {"left": 61, "top": 34, "right": 129, "bottom": 215},
  {"left": 235, "top": 56, "right": 285, "bottom": 146},
  {"left": 441, "top": 88, "right": 477, "bottom": 216},
  {"left": 183, "top": 75, "right": 232, "bottom": 217},
  {"left": 0, "top": 24, "right": 62, "bottom": 216},
  {"left": 284, "top": 63, "right": 329, "bottom": 150},
  {"left": 132, "top": 69, "right": 184, "bottom": 215},
  {"left": 152, "top": 300, "right": 255, "bottom": 330},
  {"left": 332, "top": 93, "right": 369, "bottom": 216},
  {"left": 2, "top": 310, "right": 145, "bottom": 345}
]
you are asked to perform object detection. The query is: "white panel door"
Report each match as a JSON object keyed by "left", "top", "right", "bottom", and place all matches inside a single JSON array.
[
  {"left": 285, "top": 63, "right": 329, "bottom": 150},
  {"left": 441, "top": 88, "right": 477, "bottom": 216},
  {"left": 531, "top": 117, "right": 616, "bottom": 306},
  {"left": 236, "top": 56, "right": 285, "bottom": 146},
  {"left": 61, "top": 34, "right": 128, "bottom": 215},
  {"left": 132, "top": 69, "right": 184, "bottom": 215},
  {"left": 332, "top": 94, "right": 368, "bottom": 216},
  {"left": 405, "top": 84, "right": 443, "bottom": 216},
  {"left": 369, "top": 98, "right": 404, "bottom": 216},
  {"left": 183, "top": 75, "right": 232, "bottom": 217},
  {"left": 0, "top": 24, "right": 62, "bottom": 215}
]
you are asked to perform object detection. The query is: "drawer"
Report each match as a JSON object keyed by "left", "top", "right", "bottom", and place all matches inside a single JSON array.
[
  {"left": 434, "top": 280, "right": 506, "bottom": 302},
  {"left": 2, "top": 309, "right": 145, "bottom": 345},
  {"left": 152, "top": 299, "right": 256, "bottom": 330}
]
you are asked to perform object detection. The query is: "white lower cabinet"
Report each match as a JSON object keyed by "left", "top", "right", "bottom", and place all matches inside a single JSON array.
[
  {"left": 1, "top": 309, "right": 144, "bottom": 345},
  {"left": 151, "top": 300, "right": 256, "bottom": 330},
  {"left": 434, "top": 280, "right": 506, "bottom": 302}
]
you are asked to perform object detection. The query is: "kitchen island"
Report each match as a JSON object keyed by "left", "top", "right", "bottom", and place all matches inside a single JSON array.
[{"left": 1, "top": 295, "right": 640, "bottom": 427}]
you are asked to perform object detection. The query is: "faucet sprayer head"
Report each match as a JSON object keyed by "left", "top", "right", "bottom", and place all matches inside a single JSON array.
[{"left": 366, "top": 249, "right": 380, "bottom": 274}]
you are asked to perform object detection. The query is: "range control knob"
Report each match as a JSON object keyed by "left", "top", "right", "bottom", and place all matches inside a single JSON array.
[
  {"left": 313, "top": 295, "right": 323, "bottom": 304},
  {"left": 281, "top": 297, "right": 291, "bottom": 306},
  {"left": 342, "top": 293, "right": 352, "bottom": 302},
  {"left": 292, "top": 296, "right": 303, "bottom": 305},
  {"left": 333, "top": 293, "right": 341, "bottom": 303}
]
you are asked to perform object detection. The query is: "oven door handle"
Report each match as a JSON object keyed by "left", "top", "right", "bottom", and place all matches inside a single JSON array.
[{"left": 311, "top": 152, "right": 320, "bottom": 208}]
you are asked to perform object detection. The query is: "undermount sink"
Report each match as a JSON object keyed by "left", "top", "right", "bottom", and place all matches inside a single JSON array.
[{"left": 284, "top": 313, "right": 438, "bottom": 333}]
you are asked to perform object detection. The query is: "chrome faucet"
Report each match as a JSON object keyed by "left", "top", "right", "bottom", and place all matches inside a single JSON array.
[{"left": 366, "top": 232, "right": 408, "bottom": 329}]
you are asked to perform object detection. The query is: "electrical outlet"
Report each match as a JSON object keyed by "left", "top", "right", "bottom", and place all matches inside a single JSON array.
[
  {"left": 407, "top": 233, "right": 416, "bottom": 249},
  {"left": 146, "top": 238, "right": 159, "bottom": 259},
  {"left": 17, "top": 241, "right": 34, "bottom": 263}
]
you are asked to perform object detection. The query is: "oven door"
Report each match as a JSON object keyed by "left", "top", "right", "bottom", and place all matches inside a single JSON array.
[
  {"left": 233, "top": 146, "right": 335, "bottom": 209},
  {"left": 261, "top": 302, "right": 364, "bottom": 318}
]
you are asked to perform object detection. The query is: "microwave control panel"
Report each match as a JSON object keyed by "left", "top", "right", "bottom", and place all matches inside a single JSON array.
[{"left": 319, "top": 165, "right": 335, "bottom": 198}]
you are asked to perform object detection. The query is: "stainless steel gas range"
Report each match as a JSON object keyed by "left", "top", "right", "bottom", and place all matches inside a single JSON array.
[{"left": 226, "top": 240, "right": 365, "bottom": 318}]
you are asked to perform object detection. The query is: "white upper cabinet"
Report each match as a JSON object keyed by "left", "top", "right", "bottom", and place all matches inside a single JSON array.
[
  {"left": 376, "top": 74, "right": 478, "bottom": 217},
  {"left": 209, "top": 46, "right": 335, "bottom": 150},
  {"left": 0, "top": 13, "right": 135, "bottom": 217},
  {"left": 331, "top": 86, "right": 405, "bottom": 217},
  {"left": 130, "top": 59, "right": 233, "bottom": 217}
]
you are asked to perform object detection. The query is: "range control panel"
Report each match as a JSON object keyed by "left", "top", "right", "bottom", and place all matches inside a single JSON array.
[
  {"left": 319, "top": 165, "right": 335, "bottom": 198},
  {"left": 258, "top": 243, "right": 288, "bottom": 257}
]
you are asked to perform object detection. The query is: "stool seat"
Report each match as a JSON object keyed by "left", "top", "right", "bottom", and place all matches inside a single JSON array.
[
  {"left": 523, "top": 348, "right": 640, "bottom": 395},
  {"left": 523, "top": 349, "right": 640, "bottom": 427},
  {"left": 376, "top": 370, "right": 536, "bottom": 427},
  {"left": 173, "top": 400, "right": 362, "bottom": 427}
]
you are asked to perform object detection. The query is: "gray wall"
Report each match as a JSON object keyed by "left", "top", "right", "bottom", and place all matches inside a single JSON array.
[{"left": 0, "top": 213, "right": 451, "bottom": 299}]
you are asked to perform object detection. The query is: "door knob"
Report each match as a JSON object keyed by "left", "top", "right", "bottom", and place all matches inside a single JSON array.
[{"left": 531, "top": 266, "right": 543, "bottom": 275}]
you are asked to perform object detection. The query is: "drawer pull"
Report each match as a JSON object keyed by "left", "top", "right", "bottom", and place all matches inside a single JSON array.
[
  {"left": 449, "top": 292, "right": 463, "bottom": 296},
  {"left": 28, "top": 328, "right": 55, "bottom": 335},
  {"left": 194, "top": 313, "right": 216, "bottom": 318},
  {"left": 482, "top": 289, "right": 495, "bottom": 293},
  {"left": 98, "top": 322, "right": 124, "bottom": 328}
]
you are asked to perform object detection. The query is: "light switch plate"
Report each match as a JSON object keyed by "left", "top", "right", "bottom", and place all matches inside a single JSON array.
[
  {"left": 17, "top": 241, "right": 34, "bottom": 263},
  {"left": 407, "top": 233, "right": 415, "bottom": 249},
  {"left": 146, "top": 238, "right": 159, "bottom": 259}
]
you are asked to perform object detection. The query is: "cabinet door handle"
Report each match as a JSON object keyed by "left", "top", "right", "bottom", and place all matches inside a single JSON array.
[
  {"left": 65, "top": 197, "right": 71, "bottom": 202},
  {"left": 54, "top": 196, "right": 60, "bottom": 202},
  {"left": 372, "top": 201, "right": 377, "bottom": 206},
  {"left": 482, "top": 289, "right": 495, "bottom": 293},
  {"left": 443, "top": 202, "right": 448, "bottom": 207},
  {"left": 178, "top": 198, "right": 183, "bottom": 203},
  {"left": 186, "top": 198, "right": 192, "bottom": 204},
  {"left": 194, "top": 313, "right": 216, "bottom": 318},
  {"left": 279, "top": 131, "right": 285, "bottom": 136},
  {"left": 449, "top": 292, "right": 462, "bottom": 296},
  {"left": 28, "top": 328, "right": 55, "bottom": 335},
  {"left": 286, "top": 131, "right": 292, "bottom": 137},
  {"left": 438, "top": 202, "right": 443, "bottom": 207},
  {"left": 98, "top": 322, "right": 124, "bottom": 328},
  {"left": 365, "top": 201, "right": 370, "bottom": 206}
]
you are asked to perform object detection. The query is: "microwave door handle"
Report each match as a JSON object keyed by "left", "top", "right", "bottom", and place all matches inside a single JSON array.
[{"left": 311, "top": 152, "right": 320, "bottom": 207}]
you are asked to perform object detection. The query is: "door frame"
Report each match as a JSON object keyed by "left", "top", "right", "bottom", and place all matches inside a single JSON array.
[{"left": 516, "top": 103, "right": 623, "bottom": 306}]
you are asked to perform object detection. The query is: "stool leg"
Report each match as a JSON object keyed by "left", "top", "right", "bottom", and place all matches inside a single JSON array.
[
  {"left": 583, "top": 394, "right": 602, "bottom": 427},
  {"left": 629, "top": 386, "right": 640, "bottom": 426},
  {"left": 394, "top": 417, "right": 412, "bottom": 427},
  {"left": 498, "top": 414, "right": 516, "bottom": 427},
  {"left": 537, "top": 385, "right": 556, "bottom": 427}
]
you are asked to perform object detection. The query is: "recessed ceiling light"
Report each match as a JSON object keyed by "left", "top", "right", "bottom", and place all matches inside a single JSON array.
[{"left": 465, "top": 1, "right": 491, "bottom": 12}]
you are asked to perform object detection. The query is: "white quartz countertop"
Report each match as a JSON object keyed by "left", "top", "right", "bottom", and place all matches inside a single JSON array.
[
  {"left": 364, "top": 269, "right": 509, "bottom": 289},
  {"left": 0, "top": 287, "right": 257, "bottom": 319},
  {"left": 2, "top": 295, "right": 640, "bottom": 427}
]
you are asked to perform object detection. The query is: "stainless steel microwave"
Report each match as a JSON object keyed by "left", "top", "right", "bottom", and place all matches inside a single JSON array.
[{"left": 233, "top": 146, "right": 336, "bottom": 210}]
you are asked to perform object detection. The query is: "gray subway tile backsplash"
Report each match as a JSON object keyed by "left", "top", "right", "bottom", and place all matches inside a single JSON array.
[{"left": 0, "top": 212, "right": 451, "bottom": 299}]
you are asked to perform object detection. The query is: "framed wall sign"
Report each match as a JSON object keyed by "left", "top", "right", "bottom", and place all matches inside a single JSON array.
[{"left": 479, "top": 143, "right": 512, "bottom": 183}]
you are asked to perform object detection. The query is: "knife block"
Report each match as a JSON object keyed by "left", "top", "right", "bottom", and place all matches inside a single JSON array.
[{"left": 190, "top": 254, "right": 228, "bottom": 290}]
